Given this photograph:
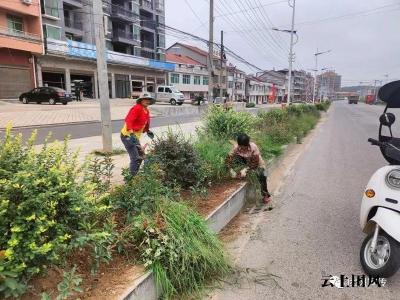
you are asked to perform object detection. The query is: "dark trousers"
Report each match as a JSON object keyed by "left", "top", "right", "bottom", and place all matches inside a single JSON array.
[
  {"left": 256, "top": 167, "right": 271, "bottom": 198},
  {"left": 233, "top": 155, "right": 271, "bottom": 198},
  {"left": 121, "top": 134, "right": 143, "bottom": 176}
]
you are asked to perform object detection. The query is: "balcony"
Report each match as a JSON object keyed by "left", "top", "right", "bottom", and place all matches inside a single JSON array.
[
  {"left": 112, "top": 29, "right": 139, "bottom": 45},
  {"left": 140, "top": 0, "right": 153, "bottom": 11},
  {"left": 141, "top": 49, "right": 155, "bottom": 59},
  {"left": 111, "top": 5, "right": 137, "bottom": 23},
  {"left": 141, "top": 39, "right": 154, "bottom": 49},
  {"left": 0, "top": 25, "right": 41, "bottom": 42},
  {"left": 140, "top": 17, "right": 156, "bottom": 30},
  {"left": 64, "top": 19, "right": 83, "bottom": 36},
  {"left": 155, "top": 0, "right": 164, "bottom": 12},
  {"left": 63, "top": 0, "right": 83, "bottom": 8},
  {"left": 0, "top": 26, "right": 42, "bottom": 54}
]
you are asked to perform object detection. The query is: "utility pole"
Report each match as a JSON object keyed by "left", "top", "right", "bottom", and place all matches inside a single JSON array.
[
  {"left": 312, "top": 49, "right": 331, "bottom": 103},
  {"left": 287, "top": 0, "right": 296, "bottom": 105},
  {"left": 93, "top": 0, "right": 112, "bottom": 152},
  {"left": 208, "top": 0, "right": 214, "bottom": 102},
  {"left": 220, "top": 30, "right": 224, "bottom": 99}
]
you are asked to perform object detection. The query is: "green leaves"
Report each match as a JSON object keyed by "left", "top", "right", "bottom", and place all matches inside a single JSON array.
[
  {"left": 0, "top": 128, "right": 114, "bottom": 298},
  {"left": 203, "top": 106, "right": 256, "bottom": 140}
]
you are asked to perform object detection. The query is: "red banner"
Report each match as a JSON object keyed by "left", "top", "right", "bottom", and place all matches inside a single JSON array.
[{"left": 268, "top": 84, "right": 277, "bottom": 103}]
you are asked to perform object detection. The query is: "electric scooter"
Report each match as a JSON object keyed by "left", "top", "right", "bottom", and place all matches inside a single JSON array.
[{"left": 360, "top": 80, "right": 400, "bottom": 277}]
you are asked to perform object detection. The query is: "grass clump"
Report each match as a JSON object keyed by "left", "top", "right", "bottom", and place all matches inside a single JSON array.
[
  {"left": 194, "top": 135, "right": 232, "bottom": 181},
  {"left": 203, "top": 105, "right": 255, "bottom": 140},
  {"left": 133, "top": 200, "right": 231, "bottom": 299}
]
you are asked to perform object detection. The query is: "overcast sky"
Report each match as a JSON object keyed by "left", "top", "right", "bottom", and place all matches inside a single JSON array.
[{"left": 165, "top": 0, "right": 400, "bottom": 86}]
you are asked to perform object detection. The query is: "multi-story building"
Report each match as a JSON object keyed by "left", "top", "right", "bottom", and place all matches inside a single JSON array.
[
  {"left": 317, "top": 70, "right": 341, "bottom": 100},
  {"left": 257, "top": 70, "right": 286, "bottom": 103},
  {"left": 278, "top": 69, "right": 313, "bottom": 102},
  {"left": 37, "top": 0, "right": 170, "bottom": 99},
  {"left": 0, "top": 0, "right": 43, "bottom": 98},
  {"left": 227, "top": 65, "right": 246, "bottom": 101},
  {"left": 166, "top": 42, "right": 227, "bottom": 99},
  {"left": 245, "top": 75, "right": 270, "bottom": 104},
  {"left": 165, "top": 53, "right": 208, "bottom": 100}
]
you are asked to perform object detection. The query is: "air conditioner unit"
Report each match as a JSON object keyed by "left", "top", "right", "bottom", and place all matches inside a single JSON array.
[{"left": 22, "top": 0, "right": 32, "bottom": 5}]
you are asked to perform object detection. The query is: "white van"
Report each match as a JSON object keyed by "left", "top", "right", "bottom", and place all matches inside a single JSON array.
[{"left": 156, "top": 85, "right": 185, "bottom": 105}]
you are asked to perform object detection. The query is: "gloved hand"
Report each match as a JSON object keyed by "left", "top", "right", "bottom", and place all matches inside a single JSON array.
[
  {"left": 229, "top": 168, "right": 237, "bottom": 179},
  {"left": 239, "top": 168, "right": 249, "bottom": 178},
  {"left": 147, "top": 130, "right": 155, "bottom": 139}
]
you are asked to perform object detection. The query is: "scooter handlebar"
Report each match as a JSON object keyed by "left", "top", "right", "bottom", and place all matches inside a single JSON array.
[{"left": 368, "top": 138, "right": 383, "bottom": 147}]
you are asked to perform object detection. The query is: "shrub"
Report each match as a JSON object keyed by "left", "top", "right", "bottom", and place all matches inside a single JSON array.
[
  {"left": 253, "top": 134, "right": 284, "bottom": 161},
  {"left": 194, "top": 135, "right": 232, "bottom": 181},
  {"left": 245, "top": 102, "right": 256, "bottom": 108},
  {"left": 110, "top": 164, "right": 179, "bottom": 218},
  {"left": 0, "top": 127, "right": 113, "bottom": 298},
  {"left": 203, "top": 106, "right": 256, "bottom": 140},
  {"left": 150, "top": 131, "right": 206, "bottom": 189},
  {"left": 133, "top": 201, "right": 231, "bottom": 298},
  {"left": 316, "top": 101, "right": 331, "bottom": 111}
]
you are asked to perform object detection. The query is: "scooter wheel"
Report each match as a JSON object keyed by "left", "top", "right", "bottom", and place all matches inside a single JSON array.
[{"left": 360, "top": 230, "right": 400, "bottom": 278}]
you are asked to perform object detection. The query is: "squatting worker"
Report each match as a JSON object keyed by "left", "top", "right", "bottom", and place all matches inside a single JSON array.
[
  {"left": 226, "top": 133, "right": 272, "bottom": 205},
  {"left": 121, "top": 92, "right": 155, "bottom": 176}
]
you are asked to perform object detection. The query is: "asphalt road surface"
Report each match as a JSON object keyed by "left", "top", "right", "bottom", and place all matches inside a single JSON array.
[
  {"left": 0, "top": 114, "right": 201, "bottom": 145},
  {"left": 210, "top": 101, "right": 400, "bottom": 300},
  {"left": 0, "top": 106, "right": 270, "bottom": 145}
]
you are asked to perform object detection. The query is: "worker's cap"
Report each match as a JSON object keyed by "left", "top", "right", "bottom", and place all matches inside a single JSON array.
[{"left": 137, "top": 92, "right": 156, "bottom": 105}]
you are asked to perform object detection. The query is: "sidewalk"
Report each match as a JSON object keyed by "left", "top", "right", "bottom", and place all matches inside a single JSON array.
[{"left": 0, "top": 99, "right": 277, "bottom": 129}]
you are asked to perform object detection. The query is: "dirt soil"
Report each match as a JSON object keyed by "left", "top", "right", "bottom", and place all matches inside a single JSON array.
[
  {"left": 23, "top": 253, "right": 144, "bottom": 300},
  {"left": 190, "top": 180, "right": 245, "bottom": 216},
  {"left": 23, "top": 180, "right": 245, "bottom": 300}
]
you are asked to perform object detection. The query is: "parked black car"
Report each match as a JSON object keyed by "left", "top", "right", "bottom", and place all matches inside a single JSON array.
[{"left": 19, "top": 87, "right": 72, "bottom": 105}]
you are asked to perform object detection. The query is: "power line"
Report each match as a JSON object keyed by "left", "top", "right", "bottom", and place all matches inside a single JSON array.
[{"left": 214, "top": 0, "right": 287, "bottom": 18}]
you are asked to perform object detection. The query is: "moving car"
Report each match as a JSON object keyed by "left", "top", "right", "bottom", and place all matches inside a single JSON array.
[
  {"left": 19, "top": 87, "right": 72, "bottom": 105},
  {"left": 156, "top": 85, "right": 185, "bottom": 105}
]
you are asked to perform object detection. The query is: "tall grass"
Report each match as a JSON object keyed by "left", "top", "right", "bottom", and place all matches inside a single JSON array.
[
  {"left": 203, "top": 105, "right": 256, "bottom": 140},
  {"left": 135, "top": 201, "right": 231, "bottom": 299},
  {"left": 194, "top": 135, "right": 232, "bottom": 181}
]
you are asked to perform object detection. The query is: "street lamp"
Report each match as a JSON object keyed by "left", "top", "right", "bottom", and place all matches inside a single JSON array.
[
  {"left": 312, "top": 49, "right": 331, "bottom": 103},
  {"left": 271, "top": 0, "right": 297, "bottom": 104}
]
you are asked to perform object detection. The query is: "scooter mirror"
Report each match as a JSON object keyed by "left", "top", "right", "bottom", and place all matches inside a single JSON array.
[{"left": 379, "top": 113, "right": 396, "bottom": 127}]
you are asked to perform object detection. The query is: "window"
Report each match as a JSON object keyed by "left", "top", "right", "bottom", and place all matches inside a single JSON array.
[
  {"left": 7, "top": 15, "right": 23, "bottom": 33},
  {"left": 44, "top": 0, "right": 59, "bottom": 18},
  {"left": 43, "top": 24, "right": 61, "bottom": 39},
  {"left": 194, "top": 76, "right": 201, "bottom": 85},
  {"left": 183, "top": 74, "right": 191, "bottom": 84},
  {"left": 158, "top": 87, "right": 164, "bottom": 92},
  {"left": 165, "top": 87, "right": 172, "bottom": 93},
  {"left": 228, "top": 81, "right": 233, "bottom": 88},
  {"left": 203, "top": 76, "right": 209, "bottom": 85},
  {"left": 170, "top": 73, "right": 180, "bottom": 84}
]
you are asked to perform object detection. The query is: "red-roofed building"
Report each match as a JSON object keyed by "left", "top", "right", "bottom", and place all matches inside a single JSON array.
[
  {"left": 165, "top": 52, "right": 209, "bottom": 100},
  {"left": 166, "top": 42, "right": 227, "bottom": 99}
]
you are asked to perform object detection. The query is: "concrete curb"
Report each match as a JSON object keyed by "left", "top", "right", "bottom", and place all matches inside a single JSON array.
[{"left": 119, "top": 144, "right": 292, "bottom": 300}]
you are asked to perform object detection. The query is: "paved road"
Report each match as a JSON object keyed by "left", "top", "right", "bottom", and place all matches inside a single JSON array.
[
  {"left": 0, "top": 106, "right": 270, "bottom": 145},
  {"left": 210, "top": 102, "right": 400, "bottom": 300},
  {"left": 0, "top": 114, "right": 201, "bottom": 145}
]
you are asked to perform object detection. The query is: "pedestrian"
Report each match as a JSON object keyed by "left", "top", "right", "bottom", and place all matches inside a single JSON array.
[
  {"left": 120, "top": 92, "right": 155, "bottom": 176},
  {"left": 226, "top": 133, "right": 272, "bottom": 205},
  {"left": 75, "top": 87, "right": 81, "bottom": 101},
  {"left": 80, "top": 89, "right": 84, "bottom": 101}
]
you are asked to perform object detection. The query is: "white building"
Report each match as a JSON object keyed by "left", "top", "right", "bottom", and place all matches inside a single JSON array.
[
  {"left": 166, "top": 53, "right": 208, "bottom": 100},
  {"left": 227, "top": 65, "right": 246, "bottom": 101},
  {"left": 246, "top": 76, "right": 270, "bottom": 104}
]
